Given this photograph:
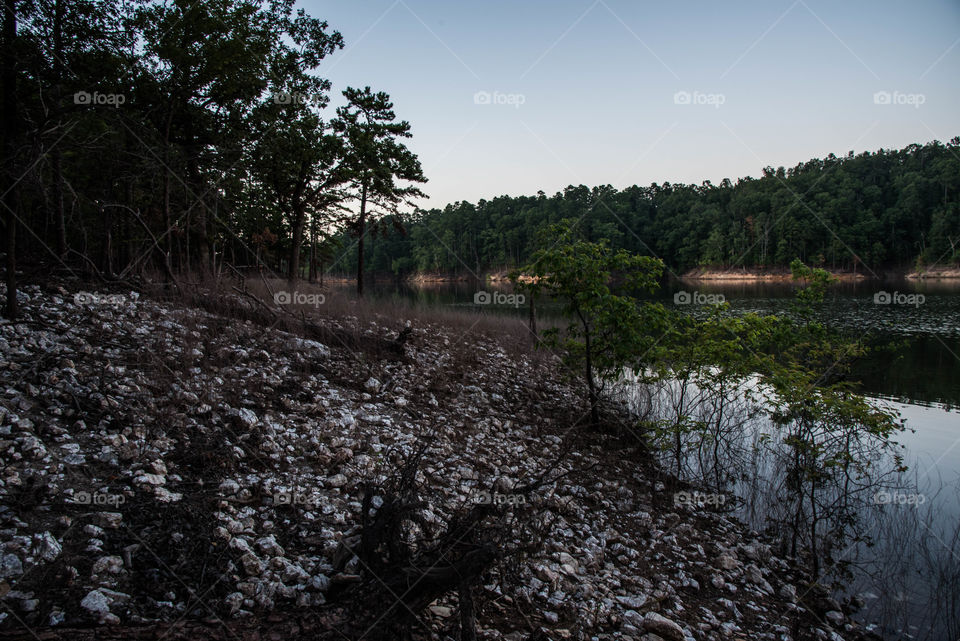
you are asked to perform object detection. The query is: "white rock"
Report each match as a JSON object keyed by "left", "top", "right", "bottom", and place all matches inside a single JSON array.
[
  {"left": 825, "top": 610, "right": 844, "bottom": 626},
  {"left": 92, "top": 555, "right": 124, "bottom": 575},
  {"left": 241, "top": 552, "right": 263, "bottom": 575},
  {"left": 716, "top": 554, "right": 739, "bottom": 570},
  {"left": 133, "top": 473, "right": 165, "bottom": 486},
  {"left": 34, "top": 532, "right": 61, "bottom": 562},
  {"left": 0, "top": 553, "right": 23, "bottom": 578},
  {"left": 255, "top": 535, "right": 284, "bottom": 556},
  {"left": 310, "top": 574, "right": 330, "bottom": 592},
  {"left": 327, "top": 474, "right": 348, "bottom": 488},
  {"left": 642, "top": 612, "right": 685, "bottom": 641},
  {"left": 616, "top": 594, "right": 648, "bottom": 609},
  {"left": 154, "top": 487, "right": 182, "bottom": 502},
  {"left": 623, "top": 609, "right": 645, "bottom": 628},
  {"left": 236, "top": 408, "right": 258, "bottom": 427},
  {"left": 287, "top": 338, "right": 330, "bottom": 358},
  {"left": 219, "top": 480, "right": 240, "bottom": 495},
  {"left": 80, "top": 589, "right": 111, "bottom": 615},
  {"left": 558, "top": 552, "right": 578, "bottom": 570},
  {"left": 779, "top": 584, "right": 797, "bottom": 602},
  {"left": 229, "top": 538, "right": 252, "bottom": 554}
]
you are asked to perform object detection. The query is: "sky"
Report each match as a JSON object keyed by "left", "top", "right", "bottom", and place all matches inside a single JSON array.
[{"left": 305, "top": 0, "right": 960, "bottom": 209}]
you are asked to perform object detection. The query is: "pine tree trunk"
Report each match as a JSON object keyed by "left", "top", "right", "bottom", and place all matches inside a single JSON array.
[
  {"left": 308, "top": 217, "right": 317, "bottom": 283},
  {"left": 356, "top": 180, "right": 367, "bottom": 296},
  {"left": 288, "top": 203, "right": 305, "bottom": 282},
  {"left": 162, "top": 112, "right": 174, "bottom": 273}
]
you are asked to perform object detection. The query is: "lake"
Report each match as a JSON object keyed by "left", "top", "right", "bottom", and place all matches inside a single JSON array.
[{"left": 351, "top": 276, "right": 960, "bottom": 407}]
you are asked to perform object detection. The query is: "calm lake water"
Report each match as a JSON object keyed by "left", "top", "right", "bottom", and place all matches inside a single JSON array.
[
  {"left": 342, "top": 276, "right": 960, "bottom": 638},
  {"left": 354, "top": 276, "right": 960, "bottom": 407}
]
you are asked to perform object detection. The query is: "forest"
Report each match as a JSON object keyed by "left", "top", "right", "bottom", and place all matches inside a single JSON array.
[
  {"left": 1, "top": 0, "right": 957, "bottom": 299},
  {"left": 1, "top": 0, "right": 425, "bottom": 317},
  {"left": 348, "top": 139, "right": 960, "bottom": 278}
]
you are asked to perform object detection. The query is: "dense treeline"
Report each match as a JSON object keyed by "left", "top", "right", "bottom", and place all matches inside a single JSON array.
[
  {"left": 2, "top": 0, "right": 957, "bottom": 318},
  {"left": 337, "top": 139, "right": 960, "bottom": 278},
  {"left": 0, "top": 0, "right": 425, "bottom": 317}
]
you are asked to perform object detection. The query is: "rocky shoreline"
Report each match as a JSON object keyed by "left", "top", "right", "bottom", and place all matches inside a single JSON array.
[
  {"left": 679, "top": 268, "right": 869, "bottom": 282},
  {"left": 0, "top": 282, "right": 878, "bottom": 640},
  {"left": 299, "top": 265, "right": 960, "bottom": 287},
  {"left": 906, "top": 266, "right": 960, "bottom": 279}
]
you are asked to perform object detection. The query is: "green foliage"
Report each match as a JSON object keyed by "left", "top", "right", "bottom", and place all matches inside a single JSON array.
[
  {"left": 333, "top": 86, "right": 427, "bottom": 293},
  {"left": 753, "top": 263, "right": 903, "bottom": 580},
  {"left": 513, "top": 220, "right": 666, "bottom": 424},
  {"left": 5, "top": 0, "right": 426, "bottom": 284},
  {"left": 644, "top": 302, "right": 778, "bottom": 479},
  {"left": 629, "top": 258, "right": 905, "bottom": 581},
  {"left": 340, "top": 140, "right": 960, "bottom": 276}
]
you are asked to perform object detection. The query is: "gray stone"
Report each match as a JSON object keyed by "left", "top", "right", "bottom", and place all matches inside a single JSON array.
[
  {"left": 716, "top": 554, "right": 739, "bottom": 570},
  {"left": 825, "top": 610, "right": 844, "bottom": 626},
  {"left": 327, "top": 474, "right": 348, "bottom": 488},
  {"left": 0, "top": 553, "right": 22, "bottom": 578},
  {"left": 616, "top": 594, "right": 648, "bottom": 609},
  {"left": 240, "top": 552, "right": 264, "bottom": 575},
  {"left": 80, "top": 589, "right": 111, "bottom": 615},
  {"left": 642, "top": 612, "right": 685, "bottom": 641},
  {"left": 34, "top": 532, "right": 61, "bottom": 562}
]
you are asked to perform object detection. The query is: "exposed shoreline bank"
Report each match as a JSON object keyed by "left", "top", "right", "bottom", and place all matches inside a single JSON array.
[
  {"left": 679, "top": 267, "right": 869, "bottom": 282},
  {"left": 681, "top": 266, "right": 960, "bottom": 282},
  {"left": 320, "top": 266, "right": 960, "bottom": 286}
]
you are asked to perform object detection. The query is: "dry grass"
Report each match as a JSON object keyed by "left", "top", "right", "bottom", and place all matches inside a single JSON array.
[{"left": 140, "top": 270, "right": 564, "bottom": 366}]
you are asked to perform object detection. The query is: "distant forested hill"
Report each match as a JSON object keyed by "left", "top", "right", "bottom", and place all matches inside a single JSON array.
[{"left": 342, "top": 138, "right": 960, "bottom": 277}]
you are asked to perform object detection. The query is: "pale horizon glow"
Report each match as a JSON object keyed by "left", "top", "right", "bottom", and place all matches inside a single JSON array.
[{"left": 308, "top": 0, "right": 960, "bottom": 209}]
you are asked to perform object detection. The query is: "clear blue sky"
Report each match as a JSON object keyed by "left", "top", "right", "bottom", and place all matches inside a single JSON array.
[{"left": 306, "top": 0, "right": 959, "bottom": 209}]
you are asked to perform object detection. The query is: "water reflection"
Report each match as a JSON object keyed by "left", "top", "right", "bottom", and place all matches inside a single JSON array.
[{"left": 339, "top": 276, "right": 960, "bottom": 408}]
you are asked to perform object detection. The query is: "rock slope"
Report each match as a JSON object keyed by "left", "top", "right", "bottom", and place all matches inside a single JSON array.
[{"left": 0, "top": 283, "right": 873, "bottom": 640}]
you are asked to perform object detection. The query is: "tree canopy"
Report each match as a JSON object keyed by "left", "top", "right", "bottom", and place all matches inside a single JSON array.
[
  {"left": 335, "top": 138, "right": 960, "bottom": 278},
  {"left": 0, "top": 0, "right": 426, "bottom": 316}
]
